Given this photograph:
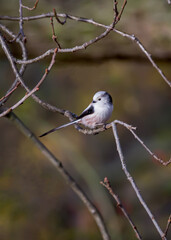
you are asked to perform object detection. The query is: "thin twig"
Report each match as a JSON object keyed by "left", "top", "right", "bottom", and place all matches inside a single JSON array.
[
  {"left": 0, "top": 24, "right": 27, "bottom": 107},
  {"left": 100, "top": 177, "right": 142, "bottom": 240},
  {"left": 114, "top": 120, "right": 171, "bottom": 166},
  {"left": 116, "top": 0, "right": 127, "bottom": 22},
  {"left": 19, "top": 0, "right": 26, "bottom": 42},
  {"left": 50, "top": 17, "right": 61, "bottom": 48},
  {"left": 163, "top": 214, "right": 171, "bottom": 239},
  {"left": 4, "top": 110, "right": 111, "bottom": 240},
  {"left": 21, "top": 0, "right": 39, "bottom": 11},
  {"left": 0, "top": 87, "right": 38, "bottom": 118},
  {"left": 0, "top": 81, "right": 20, "bottom": 102},
  {"left": 111, "top": 121, "right": 167, "bottom": 240},
  {"left": 53, "top": 8, "right": 67, "bottom": 25}
]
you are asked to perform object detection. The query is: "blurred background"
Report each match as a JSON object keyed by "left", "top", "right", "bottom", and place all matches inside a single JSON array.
[{"left": 0, "top": 0, "right": 171, "bottom": 239}]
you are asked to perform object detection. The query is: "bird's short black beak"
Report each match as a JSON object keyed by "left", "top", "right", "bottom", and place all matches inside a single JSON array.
[{"left": 92, "top": 100, "right": 96, "bottom": 103}]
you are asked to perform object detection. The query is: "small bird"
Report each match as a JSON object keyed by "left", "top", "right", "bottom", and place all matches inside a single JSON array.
[{"left": 39, "top": 91, "right": 113, "bottom": 137}]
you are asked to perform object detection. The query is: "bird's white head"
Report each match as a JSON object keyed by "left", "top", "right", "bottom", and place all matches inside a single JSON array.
[{"left": 92, "top": 91, "right": 113, "bottom": 107}]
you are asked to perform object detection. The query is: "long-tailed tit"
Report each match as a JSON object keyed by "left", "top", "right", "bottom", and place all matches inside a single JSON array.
[{"left": 39, "top": 91, "right": 113, "bottom": 137}]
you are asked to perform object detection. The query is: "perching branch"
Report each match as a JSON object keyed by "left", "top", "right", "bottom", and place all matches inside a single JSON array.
[{"left": 73, "top": 120, "right": 171, "bottom": 166}]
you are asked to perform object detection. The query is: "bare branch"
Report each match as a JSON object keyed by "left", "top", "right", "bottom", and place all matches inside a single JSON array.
[
  {"left": 111, "top": 121, "right": 167, "bottom": 239},
  {"left": 3, "top": 110, "right": 111, "bottom": 240},
  {"left": 2, "top": 11, "right": 169, "bottom": 86},
  {"left": 101, "top": 177, "right": 142, "bottom": 240}
]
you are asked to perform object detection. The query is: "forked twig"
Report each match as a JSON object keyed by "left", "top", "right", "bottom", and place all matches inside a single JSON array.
[
  {"left": 111, "top": 121, "right": 167, "bottom": 240},
  {"left": 114, "top": 120, "right": 171, "bottom": 166}
]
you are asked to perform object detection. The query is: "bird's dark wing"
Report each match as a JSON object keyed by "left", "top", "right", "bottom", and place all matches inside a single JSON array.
[{"left": 76, "top": 104, "right": 94, "bottom": 120}]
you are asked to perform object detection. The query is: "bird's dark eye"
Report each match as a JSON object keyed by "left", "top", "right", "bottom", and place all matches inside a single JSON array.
[{"left": 98, "top": 98, "right": 101, "bottom": 101}]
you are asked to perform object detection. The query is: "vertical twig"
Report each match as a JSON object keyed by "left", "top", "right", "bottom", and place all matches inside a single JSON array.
[
  {"left": 111, "top": 122, "right": 167, "bottom": 240},
  {"left": 163, "top": 214, "right": 171, "bottom": 239},
  {"left": 19, "top": 0, "right": 26, "bottom": 42},
  {"left": 114, "top": 120, "right": 171, "bottom": 166},
  {"left": 50, "top": 16, "right": 61, "bottom": 48}
]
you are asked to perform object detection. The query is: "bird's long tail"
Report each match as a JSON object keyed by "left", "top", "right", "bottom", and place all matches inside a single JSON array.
[{"left": 39, "top": 119, "right": 80, "bottom": 137}]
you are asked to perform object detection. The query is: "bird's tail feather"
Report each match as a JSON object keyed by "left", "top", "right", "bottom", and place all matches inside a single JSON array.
[{"left": 39, "top": 119, "right": 80, "bottom": 137}]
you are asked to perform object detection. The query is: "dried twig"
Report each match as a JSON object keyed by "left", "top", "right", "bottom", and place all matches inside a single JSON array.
[
  {"left": 111, "top": 121, "right": 167, "bottom": 240},
  {"left": 101, "top": 177, "right": 142, "bottom": 240},
  {"left": 21, "top": 0, "right": 39, "bottom": 11}
]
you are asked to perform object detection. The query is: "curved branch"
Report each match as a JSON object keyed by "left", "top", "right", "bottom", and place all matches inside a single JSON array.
[{"left": 4, "top": 110, "right": 111, "bottom": 240}]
